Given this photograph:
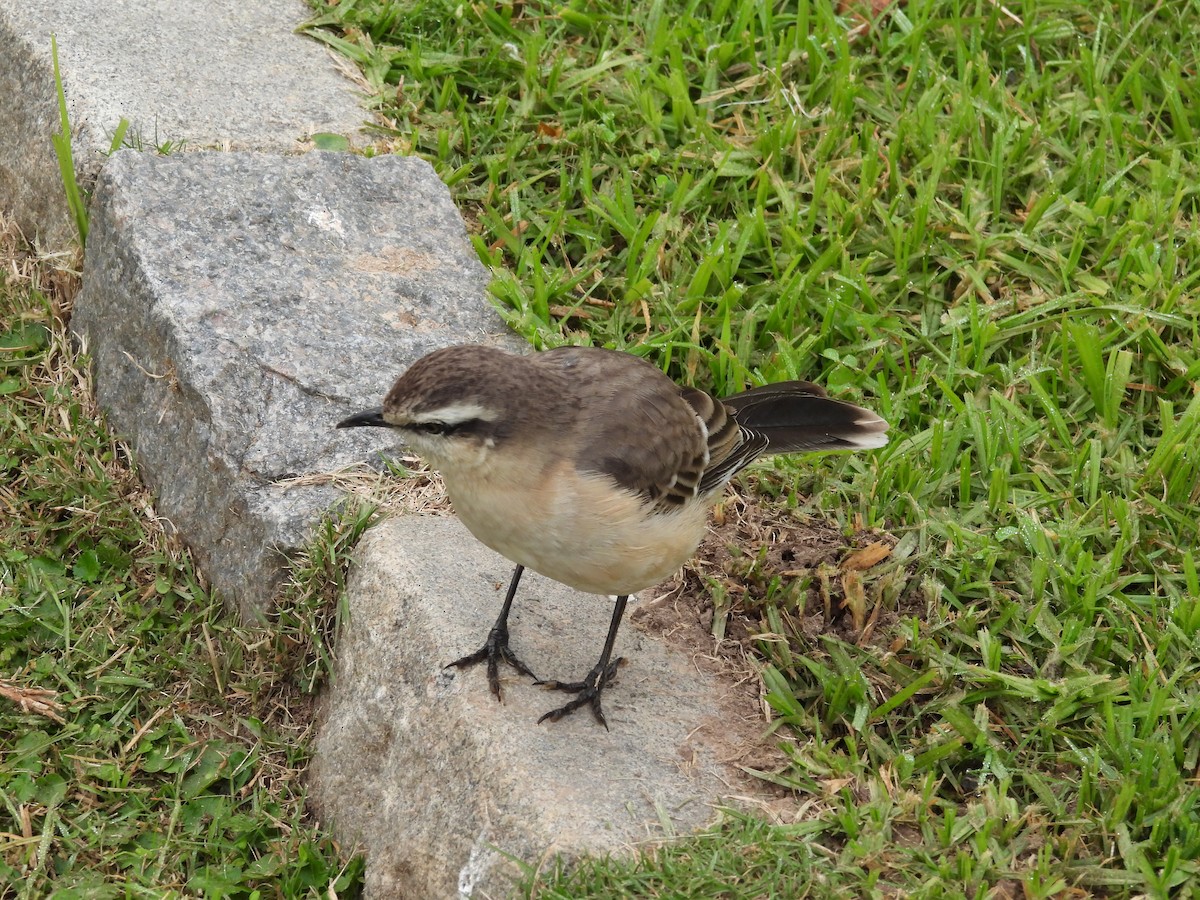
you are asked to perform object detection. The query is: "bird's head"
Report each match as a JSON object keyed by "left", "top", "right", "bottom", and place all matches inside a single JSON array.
[{"left": 337, "top": 345, "right": 529, "bottom": 472}]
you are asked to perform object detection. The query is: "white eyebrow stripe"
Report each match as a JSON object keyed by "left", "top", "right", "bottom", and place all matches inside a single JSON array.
[{"left": 410, "top": 402, "right": 496, "bottom": 425}]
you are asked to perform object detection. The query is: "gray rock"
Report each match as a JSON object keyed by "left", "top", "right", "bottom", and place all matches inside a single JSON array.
[
  {"left": 72, "top": 150, "right": 509, "bottom": 618},
  {"left": 0, "top": 0, "right": 368, "bottom": 252},
  {"left": 312, "top": 515, "right": 771, "bottom": 900}
]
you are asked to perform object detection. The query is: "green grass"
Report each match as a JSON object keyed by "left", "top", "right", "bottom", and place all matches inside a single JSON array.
[
  {"left": 0, "top": 246, "right": 365, "bottom": 896},
  {"left": 49, "top": 35, "right": 89, "bottom": 249},
  {"left": 303, "top": 0, "right": 1200, "bottom": 895}
]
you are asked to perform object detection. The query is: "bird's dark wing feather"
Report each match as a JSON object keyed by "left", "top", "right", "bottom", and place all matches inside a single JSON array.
[{"left": 723, "top": 380, "right": 889, "bottom": 455}]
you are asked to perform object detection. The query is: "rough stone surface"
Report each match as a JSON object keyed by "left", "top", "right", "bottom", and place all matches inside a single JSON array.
[
  {"left": 72, "top": 150, "right": 510, "bottom": 618},
  {"left": 312, "top": 515, "right": 770, "bottom": 900},
  {"left": 0, "top": 0, "right": 368, "bottom": 252}
]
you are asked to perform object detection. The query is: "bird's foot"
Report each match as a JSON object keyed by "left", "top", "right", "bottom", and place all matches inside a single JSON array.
[
  {"left": 535, "top": 657, "right": 625, "bottom": 728},
  {"left": 446, "top": 625, "right": 538, "bottom": 701}
]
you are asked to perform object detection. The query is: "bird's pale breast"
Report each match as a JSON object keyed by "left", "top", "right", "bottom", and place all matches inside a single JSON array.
[{"left": 442, "top": 459, "right": 708, "bottom": 596}]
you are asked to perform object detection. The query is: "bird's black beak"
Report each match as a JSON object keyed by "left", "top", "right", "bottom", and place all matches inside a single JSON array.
[{"left": 337, "top": 407, "right": 389, "bottom": 429}]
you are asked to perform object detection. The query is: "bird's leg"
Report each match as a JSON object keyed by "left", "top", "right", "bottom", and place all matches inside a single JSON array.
[
  {"left": 537, "top": 595, "right": 629, "bottom": 728},
  {"left": 446, "top": 564, "right": 538, "bottom": 700}
]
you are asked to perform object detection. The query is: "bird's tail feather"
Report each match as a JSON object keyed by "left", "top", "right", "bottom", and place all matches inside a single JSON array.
[{"left": 723, "top": 381, "right": 890, "bottom": 453}]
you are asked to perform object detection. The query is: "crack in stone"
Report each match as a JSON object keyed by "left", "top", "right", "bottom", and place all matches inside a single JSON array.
[{"left": 259, "top": 360, "right": 344, "bottom": 404}]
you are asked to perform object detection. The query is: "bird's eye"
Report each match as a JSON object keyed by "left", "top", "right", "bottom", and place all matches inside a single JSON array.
[
  {"left": 413, "top": 419, "right": 482, "bottom": 437},
  {"left": 414, "top": 421, "right": 451, "bottom": 435}
]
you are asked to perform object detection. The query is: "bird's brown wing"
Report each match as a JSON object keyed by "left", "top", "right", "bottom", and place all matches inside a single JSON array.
[
  {"left": 537, "top": 347, "right": 710, "bottom": 510},
  {"left": 536, "top": 350, "right": 887, "bottom": 508}
]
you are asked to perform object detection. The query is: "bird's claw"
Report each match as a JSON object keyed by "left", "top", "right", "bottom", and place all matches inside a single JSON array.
[
  {"left": 535, "top": 657, "right": 625, "bottom": 728},
  {"left": 447, "top": 624, "right": 538, "bottom": 700}
]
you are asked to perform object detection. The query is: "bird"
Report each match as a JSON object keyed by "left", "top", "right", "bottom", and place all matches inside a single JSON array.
[{"left": 337, "top": 344, "right": 889, "bottom": 727}]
